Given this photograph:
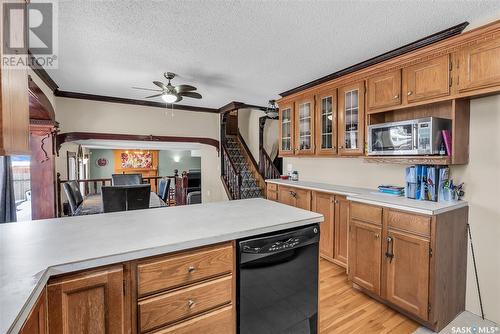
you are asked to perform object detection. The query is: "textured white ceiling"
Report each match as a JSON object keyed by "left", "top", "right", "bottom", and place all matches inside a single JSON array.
[{"left": 47, "top": 0, "right": 500, "bottom": 109}]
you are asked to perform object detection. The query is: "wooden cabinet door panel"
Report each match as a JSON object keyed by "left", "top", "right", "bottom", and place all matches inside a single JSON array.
[
  {"left": 295, "top": 95, "right": 315, "bottom": 155},
  {"left": 334, "top": 196, "right": 349, "bottom": 267},
  {"left": 367, "top": 70, "right": 401, "bottom": 110},
  {"left": 312, "top": 192, "right": 335, "bottom": 260},
  {"left": 404, "top": 55, "right": 450, "bottom": 103},
  {"left": 279, "top": 101, "right": 295, "bottom": 156},
  {"left": 383, "top": 229, "right": 430, "bottom": 321},
  {"left": 277, "top": 186, "right": 295, "bottom": 207},
  {"left": 294, "top": 188, "right": 312, "bottom": 210},
  {"left": 338, "top": 82, "right": 365, "bottom": 156},
  {"left": 20, "top": 289, "right": 47, "bottom": 334},
  {"left": 459, "top": 37, "right": 500, "bottom": 92},
  {"left": 315, "top": 88, "right": 337, "bottom": 155},
  {"left": 348, "top": 220, "right": 381, "bottom": 295},
  {"left": 48, "top": 266, "right": 125, "bottom": 334}
]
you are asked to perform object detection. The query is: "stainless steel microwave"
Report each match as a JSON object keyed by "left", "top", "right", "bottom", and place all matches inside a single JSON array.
[{"left": 367, "top": 117, "right": 451, "bottom": 156}]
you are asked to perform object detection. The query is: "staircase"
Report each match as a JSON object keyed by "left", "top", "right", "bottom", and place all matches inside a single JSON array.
[{"left": 221, "top": 136, "right": 263, "bottom": 200}]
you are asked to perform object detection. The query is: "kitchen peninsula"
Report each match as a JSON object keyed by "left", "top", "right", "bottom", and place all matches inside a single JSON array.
[{"left": 0, "top": 199, "right": 322, "bottom": 334}]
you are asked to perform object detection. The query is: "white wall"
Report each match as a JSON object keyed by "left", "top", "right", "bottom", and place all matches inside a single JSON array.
[
  {"left": 284, "top": 95, "right": 500, "bottom": 324},
  {"left": 55, "top": 97, "right": 226, "bottom": 203}
]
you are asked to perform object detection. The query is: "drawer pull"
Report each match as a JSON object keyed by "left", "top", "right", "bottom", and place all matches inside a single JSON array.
[
  {"left": 187, "top": 266, "right": 196, "bottom": 273},
  {"left": 188, "top": 299, "right": 196, "bottom": 308}
]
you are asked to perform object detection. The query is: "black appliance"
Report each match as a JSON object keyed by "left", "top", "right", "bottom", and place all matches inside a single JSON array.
[{"left": 238, "top": 224, "right": 320, "bottom": 334}]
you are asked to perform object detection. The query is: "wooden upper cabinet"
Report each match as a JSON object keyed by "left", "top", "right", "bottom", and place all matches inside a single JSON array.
[
  {"left": 20, "top": 288, "right": 47, "bottom": 334},
  {"left": 312, "top": 192, "right": 335, "bottom": 260},
  {"left": 334, "top": 196, "right": 349, "bottom": 268},
  {"left": 315, "top": 88, "right": 337, "bottom": 155},
  {"left": 47, "top": 266, "right": 125, "bottom": 334},
  {"left": 0, "top": 0, "right": 30, "bottom": 155},
  {"left": 278, "top": 101, "right": 294, "bottom": 156},
  {"left": 367, "top": 70, "right": 401, "bottom": 110},
  {"left": 348, "top": 219, "right": 381, "bottom": 295},
  {"left": 382, "top": 229, "right": 430, "bottom": 321},
  {"left": 458, "top": 37, "right": 500, "bottom": 92},
  {"left": 338, "top": 82, "right": 365, "bottom": 156},
  {"left": 294, "top": 94, "right": 315, "bottom": 155},
  {"left": 403, "top": 55, "right": 451, "bottom": 103}
]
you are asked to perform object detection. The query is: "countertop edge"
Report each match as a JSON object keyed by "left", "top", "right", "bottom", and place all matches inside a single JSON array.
[
  {"left": 265, "top": 179, "right": 468, "bottom": 215},
  {"left": 5, "top": 214, "right": 323, "bottom": 334}
]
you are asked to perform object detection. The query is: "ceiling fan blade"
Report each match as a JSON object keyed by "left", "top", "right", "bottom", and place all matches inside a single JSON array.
[
  {"left": 153, "top": 81, "right": 168, "bottom": 90},
  {"left": 180, "top": 91, "right": 202, "bottom": 99},
  {"left": 175, "top": 84, "right": 197, "bottom": 93},
  {"left": 132, "top": 87, "right": 163, "bottom": 92},
  {"left": 145, "top": 93, "right": 164, "bottom": 98}
]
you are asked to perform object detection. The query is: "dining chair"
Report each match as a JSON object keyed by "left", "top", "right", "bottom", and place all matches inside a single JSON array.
[
  {"left": 126, "top": 184, "right": 151, "bottom": 211},
  {"left": 111, "top": 173, "right": 142, "bottom": 186},
  {"left": 101, "top": 186, "right": 127, "bottom": 213},
  {"left": 62, "top": 182, "right": 78, "bottom": 215},
  {"left": 187, "top": 191, "right": 201, "bottom": 205},
  {"left": 157, "top": 178, "right": 171, "bottom": 203}
]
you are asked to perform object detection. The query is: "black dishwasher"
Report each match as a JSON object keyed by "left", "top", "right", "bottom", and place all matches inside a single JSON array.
[{"left": 238, "top": 224, "right": 320, "bottom": 334}]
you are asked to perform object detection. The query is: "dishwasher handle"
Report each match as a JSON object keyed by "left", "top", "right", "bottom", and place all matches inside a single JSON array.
[{"left": 239, "top": 224, "right": 319, "bottom": 255}]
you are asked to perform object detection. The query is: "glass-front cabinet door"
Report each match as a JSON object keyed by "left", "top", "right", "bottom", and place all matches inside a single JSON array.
[
  {"left": 294, "top": 95, "right": 315, "bottom": 155},
  {"left": 315, "top": 88, "right": 337, "bottom": 155},
  {"left": 279, "top": 101, "right": 294, "bottom": 156},
  {"left": 338, "top": 82, "right": 365, "bottom": 155}
]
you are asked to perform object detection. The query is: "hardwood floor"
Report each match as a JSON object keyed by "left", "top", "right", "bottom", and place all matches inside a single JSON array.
[{"left": 319, "top": 259, "right": 420, "bottom": 334}]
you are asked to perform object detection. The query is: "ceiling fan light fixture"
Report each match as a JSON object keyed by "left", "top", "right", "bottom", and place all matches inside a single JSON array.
[
  {"left": 265, "top": 99, "right": 279, "bottom": 119},
  {"left": 162, "top": 93, "right": 178, "bottom": 103}
]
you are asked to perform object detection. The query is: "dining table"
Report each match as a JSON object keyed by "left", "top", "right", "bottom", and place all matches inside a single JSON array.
[{"left": 75, "top": 192, "right": 166, "bottom": 215}]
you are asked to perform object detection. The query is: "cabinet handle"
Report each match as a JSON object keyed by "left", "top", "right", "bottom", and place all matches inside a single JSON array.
[
  {"left": 385, "top": 236, "right": 394, "bottom": 263},
  {"left": 290, "top": 191, "right": 297, "bottom": 198},
  {"left": 407, "top": 91, "right": 413, "bottom": 96},
  {"left": 393, "top": 94, "right": 399, "bottom": 99},
  {"left": 374, "top": 233, "right": 380, "bottom": 239},
  {"left": 187, "top": 266, "right": 196, "bottom": 273},
  {"left": 188, "top": 299, "right": 196, "bottom": 308}
]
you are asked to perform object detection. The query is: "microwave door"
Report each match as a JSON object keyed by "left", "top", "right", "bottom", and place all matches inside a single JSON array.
[{"left": 370, "top": 124, "right": 415, "bottom": 155}]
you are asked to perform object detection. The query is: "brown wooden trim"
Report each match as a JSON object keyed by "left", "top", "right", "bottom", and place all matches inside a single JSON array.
[
  {"left": 28, "top": 51, "right": 59, "bottom": 92},
  {"left": 54, "top": 90, "right": 220, "bottom": 113},
  {"left": 218, "top": 101, "right": 267, "bottom": 113},
  {"left": 279, "top": 22, "right": 468, "bottom": 97},
  {"left": 28, "top": 75, "right": 56, "bottom": 121},
  {"left": 56, "top": 132, "right": 220, "bottom": 154}
]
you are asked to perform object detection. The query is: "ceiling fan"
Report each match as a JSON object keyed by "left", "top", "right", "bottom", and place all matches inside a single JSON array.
[{"left": 132, "top": 72, "right": 202, "bottom": 103}]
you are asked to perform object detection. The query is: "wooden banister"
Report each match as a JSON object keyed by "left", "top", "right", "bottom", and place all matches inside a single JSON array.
[{"left": 259, "top": 148, "right": 281, "bottom": 180}]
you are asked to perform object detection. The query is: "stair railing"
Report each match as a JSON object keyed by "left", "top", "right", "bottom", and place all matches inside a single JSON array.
[
  {"left": 259, "top": 148, "right": 281, "bottom": 180},
  {"left": 221, "top": 143, "right": 241, "bottom": 200}
]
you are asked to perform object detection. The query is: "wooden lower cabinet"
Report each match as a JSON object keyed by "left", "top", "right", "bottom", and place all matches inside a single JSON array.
[
  {"left": 277, "top": 185, "right": 311, "bottom": 210},
  {"left": 47, "top": 266, "right": 125, "bottom": 334},
  {"left": 382, "top": 229, "right": 430, "bottom": 321},
  {"left": 20, "top": 288, "right": 47, "bottom": 334},
  {"left": 312, "top": 192, "right": 335, "bottom": 260},
  {"left": 135, "top": 242, "right": 235, "bottom": 333},
  {"left": 348, "top": 219, "right": 382, "bottom": 294},
  {"left": 266, "top": 183, "right": 278, "bottom": 201},
  {"left": 333, "top": 196, "right": 349, "bottom": 267},
  {"left": 348, "top": 202, "right": 468, "bottom": 331}
]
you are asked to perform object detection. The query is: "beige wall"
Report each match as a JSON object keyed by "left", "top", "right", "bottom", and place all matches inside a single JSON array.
[
  {"left": 284, "top": 94, "right": 500, "bottom": 323},
  {"left": 238, "top": 108, "right": 279, "bottom": 161},
  {"left": 55, "top": 97, "right": 226, "bottom": 203}
]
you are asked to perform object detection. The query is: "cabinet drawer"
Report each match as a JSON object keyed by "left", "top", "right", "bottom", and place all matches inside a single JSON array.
[
  {"left": 138, "top": 276, "right": 232, "bottom": 332},
  {"left": 350, "top": 202, "right": 382, "bottom": 225},
  {"left": 138, "top": 243, "right": 233, "bottom": 296},
  {"left": 386, "top": 210, "right": 431, "bottom": 237},
  {"left": 154, "top": 305, "right": 234, "bottom": 334},
  {"left": 267, "top": 183, "right": 278, "bottom": 191}
]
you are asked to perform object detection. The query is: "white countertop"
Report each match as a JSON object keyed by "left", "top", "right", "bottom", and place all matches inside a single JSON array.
[
  {"left": 0, "top": 198, "right": 322, "bottom": 334},
  {"left": 266, "top": 179, "right": 468, "bottom": 215}
]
